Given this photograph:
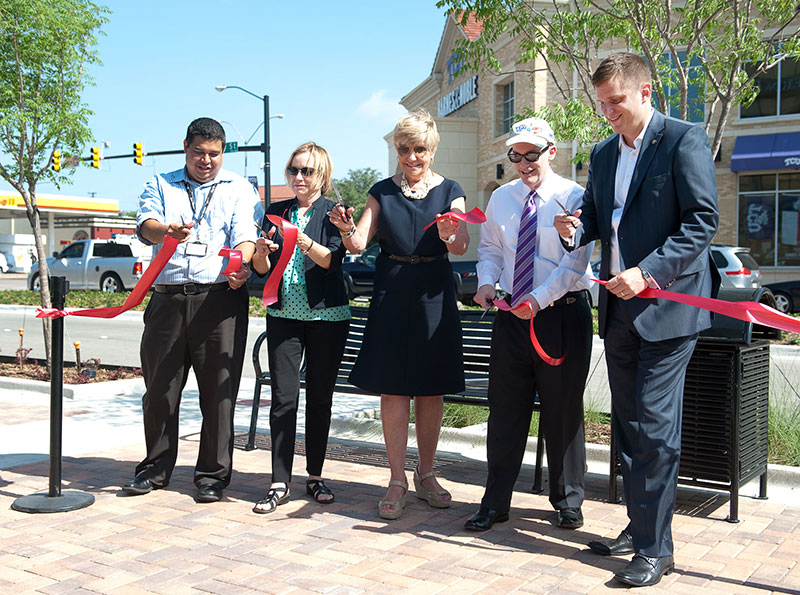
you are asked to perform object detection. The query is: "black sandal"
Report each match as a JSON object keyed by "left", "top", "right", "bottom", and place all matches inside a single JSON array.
[
  {"left": 306, "top": 478, "right": 335, "bottom": 504},
  {"left": 252, "top": 483, "right": 290, "bottom": 514}
]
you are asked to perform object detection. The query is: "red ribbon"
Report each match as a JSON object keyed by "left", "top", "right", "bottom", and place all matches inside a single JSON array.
[
  {"left": 218, "top": 247, "right": 243, "bottom": 275},
  {"left": 261, "top": 214, "right": 298, "bottom": 307},
  {"left": 594, "top": 278, "right": 800, "bottom": 334},
  {"left": 493, "top": 298, "right": 566, "bottom": 366},
  {"left": 36, "top": 236, "right": 180, "bottom": 319},
  {"left": 423, "top": 207, "right": 487, "bottom": 230}
]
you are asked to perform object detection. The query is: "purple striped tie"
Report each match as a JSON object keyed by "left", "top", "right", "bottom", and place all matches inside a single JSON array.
[{"left": 512, "top": 191, "right": 537, "bottom": 306}]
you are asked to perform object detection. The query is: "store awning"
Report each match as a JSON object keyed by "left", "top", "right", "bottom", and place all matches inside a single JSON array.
[{"left": 731, "top": 132, "right": 800, "bottom": 172}]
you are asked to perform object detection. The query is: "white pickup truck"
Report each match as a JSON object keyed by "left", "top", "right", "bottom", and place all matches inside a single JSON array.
[{"left": 28, "top": 239, "right": 150, "bottom": 293}]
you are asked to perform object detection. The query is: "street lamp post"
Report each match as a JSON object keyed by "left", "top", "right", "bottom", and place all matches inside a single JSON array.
[
  {"left": 221, "top": 116, "right": 283, "bottom": 179},
  {"left": 215, "top": 85, "right": 275, "bottom": 205}
]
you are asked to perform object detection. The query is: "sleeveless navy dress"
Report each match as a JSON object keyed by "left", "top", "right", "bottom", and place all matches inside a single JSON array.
[{"left": 349, "top": 177, "right": 465, "bottom": 396}]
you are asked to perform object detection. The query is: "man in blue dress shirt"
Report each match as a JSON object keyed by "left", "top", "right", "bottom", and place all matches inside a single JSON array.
[{"left": 123, "top": 117, "right": 260, "bottom": 503}]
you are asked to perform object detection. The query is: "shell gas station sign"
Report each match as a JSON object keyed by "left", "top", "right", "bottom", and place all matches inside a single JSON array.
[{"left": 0, "top": 192, "right": 119, "bottom": 214}]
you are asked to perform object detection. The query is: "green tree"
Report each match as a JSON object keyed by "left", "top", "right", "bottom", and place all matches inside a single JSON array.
[
  {"left": 332, "top": 167, "right": 382, "bottom": 223},
  {"left": 438, "top": 1, "right": 800, "bottom": 161},
  {"left": 0, "top": 0, "right": 109, "bottom": 363}
]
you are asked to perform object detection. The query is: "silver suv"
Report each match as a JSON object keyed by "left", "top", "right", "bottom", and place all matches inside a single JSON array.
[{"left": 711, "top": 245, "right": 762, "bottom": 289}]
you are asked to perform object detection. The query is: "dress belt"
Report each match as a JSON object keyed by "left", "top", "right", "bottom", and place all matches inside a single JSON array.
[
  {"left": 551, "top": 289, "right": 589, "bottom": 307},
  {"left": 387, "top": 253, "right": 448, "bottom": 264},
  {"left": 153, "top": 281, "right": 229, "bottom": 295},
  {"left": 503, "top": 289, "right": 588, "bottom": 308}
]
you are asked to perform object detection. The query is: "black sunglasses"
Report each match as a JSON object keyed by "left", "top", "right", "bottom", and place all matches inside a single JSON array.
[
  {"left": 507, "top": 145, "right": 551, "bottom": 163},
  {"left": 397, "top": 145, "right": 428, "bottom": 157},
  {"left": 286, "top": 166, "right": 315, "bottom": 177}
]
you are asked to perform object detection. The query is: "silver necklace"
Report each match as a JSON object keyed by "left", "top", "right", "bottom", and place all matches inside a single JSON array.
[{"left": 400, "top": 173, "right": 433, "bottom": 200}]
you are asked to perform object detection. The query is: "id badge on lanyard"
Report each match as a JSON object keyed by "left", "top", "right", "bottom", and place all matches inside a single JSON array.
[{"left": 183, "top": 181, "right": 217, "bottom": 257}]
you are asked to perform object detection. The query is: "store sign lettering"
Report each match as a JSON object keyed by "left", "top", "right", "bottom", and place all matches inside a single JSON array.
[
  {"left": 785, "top": 156, "right": 800, "bottom": 167},
  {"left": 438, "top": 75, "right": 478, "bottom": 117}
]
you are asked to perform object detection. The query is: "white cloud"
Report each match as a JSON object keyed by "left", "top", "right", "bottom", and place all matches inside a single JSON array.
[{"left": 356, "top": 90, "right": 407, "bottom": 122}]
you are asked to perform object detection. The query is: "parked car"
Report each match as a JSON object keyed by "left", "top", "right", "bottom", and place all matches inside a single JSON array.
[
  {"left": 589, "top": 260, "right": 600, "bottom": 307},
  {"left": 248, "top": 243, "right": 479, "bottom": 303},
  {"left": 711, "top": 244, "right": 762, "bottom": 289},
  {"left": 764, "top": 280, "right": 800, "bottom": 313},
  {"left": 0, "top": 252, "right": 14, "bottom": 273},
  {"left": 28, "top": 239, "right": 149, "bottom": 293}
]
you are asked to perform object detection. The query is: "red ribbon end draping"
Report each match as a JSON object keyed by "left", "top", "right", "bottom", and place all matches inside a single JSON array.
[
  {"left": 493, "top": 298, "right": 566, "bottom": 366},
  {"left": 36, "top": 236, "right": 180, "bottom": 319},
  {"left": 592, "top": 277, "right": 800, "bottom": 335},
  {"left": 218, "top": 247, "right": 243, "bottom": 275},
  {"left": 261, "top": 215, "right": 298, "bottom": 308},
  {"left": 423, "top": 207, "right": 487, "bottom": 230}
]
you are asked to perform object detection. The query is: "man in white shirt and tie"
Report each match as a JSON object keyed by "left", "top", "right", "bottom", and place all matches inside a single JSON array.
[{"left": 465, "top": 117, "right": 594, "bottom": 532}]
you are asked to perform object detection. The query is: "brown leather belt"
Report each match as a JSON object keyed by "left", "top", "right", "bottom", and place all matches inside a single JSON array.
[
  {"left": 387, "top": 253, "right": 448, "bottom": 264},
  {"left": 153, "top": 282, "right": 228, "bottom": 295}
]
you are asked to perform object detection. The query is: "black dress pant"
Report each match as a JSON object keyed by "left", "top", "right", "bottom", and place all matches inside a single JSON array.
[
  {"left": 481, "top": 296, "right": 592, "bottom": 513},
  {"left": 136, "top": 286, "right": 249, "bottom": 488},
  {"left": 604, "top": 294, "right": 698, "bottom": 558},
  {"left": 266, "top": 315, "right": 350, "bottom": 483}
]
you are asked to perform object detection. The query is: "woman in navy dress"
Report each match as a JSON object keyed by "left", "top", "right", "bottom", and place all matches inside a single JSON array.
[{"left": 328, "top": 109, "right": 469, "bottom": 519}]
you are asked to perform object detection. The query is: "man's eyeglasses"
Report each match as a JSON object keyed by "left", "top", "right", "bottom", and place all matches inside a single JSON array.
[
  {"left": 396, "top": 145, "right": 428, "bottom": 157},
  {"left": 507, "top": 145, "right": 551, "bottom": 163},
  {"left": 286, "top": 166, "right": 315, "bottom": 177}
]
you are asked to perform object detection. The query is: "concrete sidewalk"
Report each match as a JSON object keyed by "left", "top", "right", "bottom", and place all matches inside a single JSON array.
[{"left": 1, "top": 380, "right": 800, "bottom": 592}]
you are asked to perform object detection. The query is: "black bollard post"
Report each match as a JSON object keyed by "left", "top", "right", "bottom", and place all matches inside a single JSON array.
[{"left": 12, "top": 276, "right": 95, "bottom": 513}]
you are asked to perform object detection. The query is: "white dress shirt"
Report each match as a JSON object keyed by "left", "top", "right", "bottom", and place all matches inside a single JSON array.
[
  {"left": 610, "top": 109, "right": 654, "bottom": 276},
  {"left": 477, "top": 174, "right": 594, "bottom": 310}
]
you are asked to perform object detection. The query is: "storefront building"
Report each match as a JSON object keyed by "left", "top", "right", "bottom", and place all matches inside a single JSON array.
[{"left": 396, "top": 12, "right": 800, "bottom": 282}]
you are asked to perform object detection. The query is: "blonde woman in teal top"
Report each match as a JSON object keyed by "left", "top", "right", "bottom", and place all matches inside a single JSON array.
[{"left": 251, "top": 142, "right": 350, "bottom": 514}]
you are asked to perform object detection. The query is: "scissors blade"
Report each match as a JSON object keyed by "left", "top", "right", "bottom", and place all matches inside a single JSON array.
[
  {"left": 331, "top": 181, "right": 350, "bottom": 223},
  {"left": 480, "top": 306, "right": 492, "bottom": 321},
  {"left": 553, "top": 197, "right": 572, "bottom": 215}
]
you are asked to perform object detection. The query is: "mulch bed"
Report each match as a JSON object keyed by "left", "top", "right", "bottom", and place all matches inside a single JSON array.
[{"left": 0, "top": 361, "right": 141, "bottom": 384}]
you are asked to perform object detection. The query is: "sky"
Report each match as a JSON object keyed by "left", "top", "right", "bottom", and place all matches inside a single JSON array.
[{"left": 11, "top": 0, "right": 452, "bottom": 213}]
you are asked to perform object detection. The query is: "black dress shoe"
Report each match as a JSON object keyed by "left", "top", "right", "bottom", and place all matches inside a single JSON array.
[
  {"left": 614, "top": 554, "right": 674, "bottom": 587},
  {"left": 464, "top": 507, "right": 510, "bottom": 531},
  {"left": 556, "top": 507, "right": 584, "bottom": 529},
  {"left": 588, "top": 529, "right": 634, "bottom": 556},
  {"left": 196, "top": 484, "right": 224, "bottom": 503},
  {"left": 122, "top": 474, "right": 161, "bottom": 496}
]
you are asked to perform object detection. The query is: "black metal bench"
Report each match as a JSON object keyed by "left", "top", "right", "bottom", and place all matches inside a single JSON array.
[{"left": 245, "top": 305, "right": 546, "bottom": 493}]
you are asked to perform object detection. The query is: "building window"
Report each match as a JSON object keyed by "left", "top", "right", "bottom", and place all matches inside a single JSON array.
[
  {"left": 738, "top": 172, "right": 800, "bottom": 266},
  {"left": 496, "top": 80, "right": 515, "bottom": 136},
  {"left": 740, "top": 56, "right": 800, "bottom": 119}
]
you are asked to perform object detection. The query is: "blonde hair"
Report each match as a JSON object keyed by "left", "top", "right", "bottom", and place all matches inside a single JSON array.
[
  {"left": 284, "top": 142, "right": 333, "bottom": 195},
  {"left": 393, "top": 108, "right": 440, "bottom": 154}
]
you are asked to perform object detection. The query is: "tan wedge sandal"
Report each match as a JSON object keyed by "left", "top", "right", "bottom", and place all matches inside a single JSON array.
[
  {"left": 413, "top": 467, "right": 452, "bottom": 508},
  {"left": 378, "top": 479, "right": 408, "bottom": 520}
]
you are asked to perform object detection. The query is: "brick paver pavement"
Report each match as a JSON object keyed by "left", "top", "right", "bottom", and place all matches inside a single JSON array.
[{"left": 1, "top": 429, "right": 799, "bottom": 593}]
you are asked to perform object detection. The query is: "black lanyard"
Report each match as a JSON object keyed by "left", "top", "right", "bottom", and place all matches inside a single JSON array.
[{"left": 183, "top": 181, "right": 218, "bottom": 228}]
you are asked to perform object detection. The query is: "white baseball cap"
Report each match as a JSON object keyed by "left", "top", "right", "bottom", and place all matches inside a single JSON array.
[{"left": 506, "top": 117, "right": 555, "bottom": 148}]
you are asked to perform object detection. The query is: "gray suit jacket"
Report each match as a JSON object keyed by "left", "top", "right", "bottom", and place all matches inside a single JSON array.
[{"left": 574, "top": 110, "right": 719, "bottom": 341}]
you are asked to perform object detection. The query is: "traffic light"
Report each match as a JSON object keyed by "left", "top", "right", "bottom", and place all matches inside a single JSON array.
[
  {"left": 133, "top": 142, "right": 143, "bottom": 165},
  {"left": 52, "top": 151, "right": 61, "bottom": 172},
  {"left": 91, "top": 146, "right": 100, "bottom": 169}
]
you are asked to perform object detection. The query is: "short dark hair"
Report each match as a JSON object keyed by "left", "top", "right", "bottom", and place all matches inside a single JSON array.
[
  {"left": 592, "top": 53, "right": 651, "bottom": 88},
  {"left": 185, "top": 117, "right": 226, "bottom": 146}
]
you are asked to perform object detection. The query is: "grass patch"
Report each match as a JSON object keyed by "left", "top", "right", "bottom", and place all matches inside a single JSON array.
[
  {"left": 2, "top": 288, "right": 271, "bottom": 318},
  {"left": 769, "top": 400, "right": 800, "bottom": 466}
]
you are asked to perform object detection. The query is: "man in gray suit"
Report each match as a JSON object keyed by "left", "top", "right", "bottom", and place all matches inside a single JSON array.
[{"left": 555, "top": 53, "right": 719, "bottom": 587}]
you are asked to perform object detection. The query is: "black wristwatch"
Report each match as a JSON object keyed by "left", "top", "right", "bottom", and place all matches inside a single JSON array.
[{"left": 638, "top": 266, "right": 653, "bottom": 284}]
